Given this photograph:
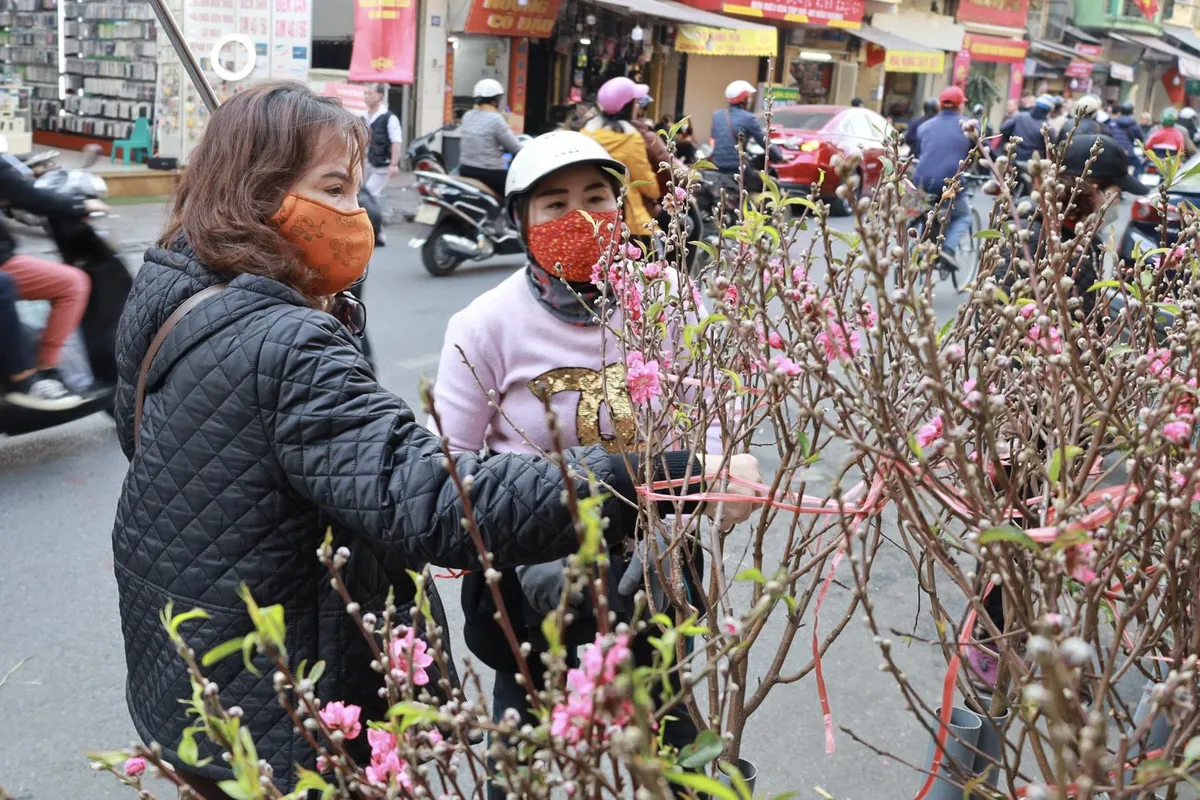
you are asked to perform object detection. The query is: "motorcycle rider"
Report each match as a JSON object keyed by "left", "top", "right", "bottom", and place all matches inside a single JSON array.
[
  {"left": 1000, "top": 93, "right": 1054, "bottom": 164},
  {"left": 581, "top": 76, "right": 663, "bottom": 241},
  {"left": 905, "top": 98, "right": 939, "bottom": 153},
  {"left": 0, "top": 154, "right": 105, "bottom": 405},
  {"left": 457, "top": 78, "right": 525, "bottom": 198},
  {"left": 711, "top": 79, "right": 777, "bottom": 192},
  {"left": 1145, "top": 107, "right": 1190, "bottom": 156},
  {"left": 1109, "top": 101, "right": 1145, "bottom": 158},
  {"left": 1055, "top": 94, "right": 1109, "bottom": 142},
  {"left": 1179, "top": 106, "right": 1199, "bottom": 145},
  {"left": 912, "top": 86, "right": 974, "bottom": 273},
  {"left": 1, "top": 270, "right": 85, "bottom": 410},
  {"left": 434, "top": 130, "right": 757, "bottom": 799}
]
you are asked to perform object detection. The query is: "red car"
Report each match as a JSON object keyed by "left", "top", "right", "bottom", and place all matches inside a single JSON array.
[{"left": 763, "top": 105, "right": 895, "bottom": 213}]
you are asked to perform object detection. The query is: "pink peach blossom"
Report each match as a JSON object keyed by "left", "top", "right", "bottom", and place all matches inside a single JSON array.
[
  {"left": 388, "top": 628, "right": 434, "bottom": 687},
  {"left": 1026, "top": 324, "right": 1063, "bottom": 354},
  {"left": 641, "top": 260, "right": 664, "bottom": 279},
  {"left": 626, "top": 352, "right": 663, "bottom": 404},
  {"left": 816, "top": 325, "right": 862, "bottom": 363},
  {"left": 859, "top": 301, "right": 878, "bottom": 329},
  {"left": 1019, "top": 304, "right": 1036, "bottom": 319},
  {"left": 1163, "top": 420, "right": 1192, "bottom": 445},
  {"left": 916, "top": 414, "right": 944, "bottom": 449},
  {"left": 1064, "top": 542, "right": 1097, "bottom": 584},
  {"left": 123, "top": 757, "right": 146, "bottom": 777},
  {"left": 773, "top": 355, "right": 802, "bottom": 376},
  {"left": 318, "top": 701, "right": 362, "bottom": 740},
  {"left": 1148, "top": 348, "right": 1173, "bottom": 377}
]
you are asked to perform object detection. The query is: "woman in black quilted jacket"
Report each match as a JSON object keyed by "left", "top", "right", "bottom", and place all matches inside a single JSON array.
[{"left": 110, "top": 81, "right": 761, "bottom": 796}]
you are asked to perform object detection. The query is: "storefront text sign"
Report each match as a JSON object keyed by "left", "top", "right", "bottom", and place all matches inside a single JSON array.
[
  {"left": 320, "top": 81, "right": 368, "bottom": 113},
  {"left": 962, "top": 34, "right": 1028, "bottom": 64},
  {"left": 348, "top": 0, "right": 416, "bottom": 83},
  {"left": 463, "top": 0, "right": 560, "bottom": 38},
  {"left": 884, "top": 49, "right": 945, "bottom": 74},
  {"left": 443, "top": 41, "right": 455, "bottom": 124},
  {"left": 1065, "top": 60, "right": 1093, "bottom": 78},
  {"left": 675, "top": 25, "right": 778, "bottom": 57},
  {"left": 509, "top": 37, "right": 528, "bottom": 128},
  {"left": 682, "top": 0, "right": 863, "bottom": 29},
  {"left": 955, "top": 0, "right": 1029, "bottom": 30},
  {"left": 1110, "top": 63, "right": 1135, "bottom": 82},
  {"left": 1076, "top": 44, "right": 1102, "bottom": 58}
]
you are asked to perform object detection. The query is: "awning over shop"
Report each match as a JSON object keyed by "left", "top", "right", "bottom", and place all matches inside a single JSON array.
[
  {"left": 1164, "top": 23, "right": 1200, "bottom": 55},
  {"left": 591, "top": 0, "right": 771, "bottom": 30},
  {"left": 1063, "top": 24, "right": 1101, "bottom": 45},
  {"left": 1111, "top": 32, "right": 1200, "bottom": 78},
  {"left": 854, "top": 24, "right": 945, "bottom": 73}
]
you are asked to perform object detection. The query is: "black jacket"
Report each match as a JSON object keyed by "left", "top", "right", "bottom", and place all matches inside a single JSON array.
[
  {"left": 111, "top": 241, "right": 649, "bottom": 789},
  {"left": 0, "top": 158, "right": 87, "bottom": 264},
  {"left": 1109, "top": 116, "right": 1145, "bottom": 157},
  {"left": 1000, "top": 108, "right": 1049, "bottom": 163},
  {"left": 1055, "top": 116, "right": 1110, "bottom": 144}
]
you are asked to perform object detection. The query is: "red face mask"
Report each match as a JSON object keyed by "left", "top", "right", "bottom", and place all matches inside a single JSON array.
[{"left": 526, "top": 209, "right": 621, "bottom": 282}]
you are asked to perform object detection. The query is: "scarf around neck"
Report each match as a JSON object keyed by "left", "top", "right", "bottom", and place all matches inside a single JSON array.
[{"left": 525, "top": 262, "right": 606, "bottom": 327}]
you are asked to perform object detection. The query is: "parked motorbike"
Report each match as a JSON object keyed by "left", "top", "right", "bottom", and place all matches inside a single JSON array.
[
  {"left": 410, "top": 170, "right": 523, "bottom": 277},
  {"left": 0, "top": 146, "right": 133, "bottom": 436},
  {"left": 405, "top": 124, "right": 455, "bottom": 174}
]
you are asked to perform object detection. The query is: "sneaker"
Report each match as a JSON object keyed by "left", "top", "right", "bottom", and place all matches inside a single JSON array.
[
  {"left": 4, "top": 375, "right": 86, "bottom": 411},
  {"left": 376, "top": 231, "right": 387, "bottom": 247}
]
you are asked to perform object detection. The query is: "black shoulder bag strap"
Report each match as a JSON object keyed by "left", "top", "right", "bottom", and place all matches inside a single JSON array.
[{"left": 133, "top": 284, "right": 227, "bottom": 448}]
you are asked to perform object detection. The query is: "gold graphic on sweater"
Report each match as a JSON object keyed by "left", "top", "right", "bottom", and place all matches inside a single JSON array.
[{"left": 527, "top": 363, "right": 635, "bottom": 452}]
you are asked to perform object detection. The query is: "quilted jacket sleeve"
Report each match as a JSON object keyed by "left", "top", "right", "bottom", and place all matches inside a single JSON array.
[{"left": 258, "top": 309, "right": 638, "bottom": 570}]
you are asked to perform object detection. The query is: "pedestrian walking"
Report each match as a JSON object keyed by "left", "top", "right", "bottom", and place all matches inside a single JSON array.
[
  {"left": 109, "top": 82, "right": 761, "bottom": 798},
  {"left": 360, "top": 83, "right": 402, "bottom": 210}
]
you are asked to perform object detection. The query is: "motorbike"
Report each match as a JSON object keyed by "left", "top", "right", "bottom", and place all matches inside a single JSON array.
[
  {"left": 410, "top": 170, "right": 524, "bottom": 276},
  {"left": 405, "top": 124, "right": 455, "bottom": 174},
  {"left": 0, "top": 146, "right": 133, "bottom": 436},
  {"left": 1, "top": 148, "right": 61, "bottom": 232}
]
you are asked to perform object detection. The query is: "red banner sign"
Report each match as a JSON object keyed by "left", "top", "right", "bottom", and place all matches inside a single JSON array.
[
  {"left": 443, "top": 42, "right": 455, "bottom": 125},
  {"left": 1132, "top": 0, "right": 1159, "bottom": 21},
  {"left": 956, "top": 0, "right": 1030, "bottom": 30},
  {"left": 1008, "top": 63, "right": 1024, "bottom": 102},
  {"left": 463, "top": 0, "right": 559, "bottom": 37},
  {"left": 509, "top": 37, "right": 528, "bottom": 120},
  {"left": 1066, "top": 60, "right": 1094, "bottom": 78},
  {"left": 683, "top": 0, "right": 863, "bottom": 28},
  {"left": 348, "top": 0, "right": 416, "bottom": 84},
  {"left": 962, "top": 33, "right": 1028, "bottom": 64},
  {"left": 952, "top": 50, "right": 971, "bottom": 87}
]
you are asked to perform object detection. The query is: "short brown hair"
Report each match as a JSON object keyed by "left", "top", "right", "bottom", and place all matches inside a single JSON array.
[{"left": 161, "top": 81, "right": 369, "bottom": 301}]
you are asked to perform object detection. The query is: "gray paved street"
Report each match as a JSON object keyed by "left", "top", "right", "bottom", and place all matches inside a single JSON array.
[{"left": 0, "top": 189, "right": 1133, "bottom": 799}]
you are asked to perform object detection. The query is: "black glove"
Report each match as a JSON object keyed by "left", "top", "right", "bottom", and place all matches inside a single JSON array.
[
  {"left": 517, "top": 560, "right": 583, "bottom": 617},
  {"left": 618, "top": 532, "right": 674, "bottom": 613}
]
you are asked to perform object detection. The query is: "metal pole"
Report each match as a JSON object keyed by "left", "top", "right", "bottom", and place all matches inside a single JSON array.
[{"left": 146, "top": 0, "right": 220, "bottom": 112}]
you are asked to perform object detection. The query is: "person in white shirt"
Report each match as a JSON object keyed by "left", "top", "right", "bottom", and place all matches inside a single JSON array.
[{"left": 361, "top": 83, "right": 403, "bottom": 202}]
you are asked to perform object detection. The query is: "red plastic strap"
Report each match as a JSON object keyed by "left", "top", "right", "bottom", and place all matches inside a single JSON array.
[{"left": 432, "top": 569, "right": 470, "bottom": 579}]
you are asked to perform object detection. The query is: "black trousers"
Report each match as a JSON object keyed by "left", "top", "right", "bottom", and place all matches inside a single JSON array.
[{"left": 0, "top": 271, "right": 33, "bottom": 379}]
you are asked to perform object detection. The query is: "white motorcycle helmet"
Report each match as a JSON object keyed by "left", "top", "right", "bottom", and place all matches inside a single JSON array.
[
  {"left": 1076, "top": 94, "right": 1102, "bottom": 116},
  {"left": 1182, "top": 107, "right": 1197, "bottom": 121},
  {"left": 725, "top": 80, "right": 756, "bottom": 105},
  {"left": 505, "top": 130, "right": 626, "bottom": 228},
  {"left": 472, "top": 78, "right": 504, "bottom": 100}
]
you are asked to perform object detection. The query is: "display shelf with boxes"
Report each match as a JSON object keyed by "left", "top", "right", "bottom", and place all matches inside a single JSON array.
[
  {"left": 60, "top": 0, "right": 156, "bottom": 140},
  {"left": 0, "top": 0, "right": 62, "bottom": 132}
]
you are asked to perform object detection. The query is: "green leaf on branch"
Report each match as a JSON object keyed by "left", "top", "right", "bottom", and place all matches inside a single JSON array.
[
  {"left": 201, "top": 637, "right": 245, "bottom": 668},
  {"left": 677, "top": 730, "right": 726, "bottom": 768},
  {"left": 936, "top": 318, "right": 954, "bottom": 345},
  {"left": 85, "top": 749, "right": 133, "bottom": 769},
  {"left": 177, "top": 726, "right": 210, "bottom": 767},
  {"left": 908, "top": 433, "right": 925, "bottom": 461},
  {"left": 541, "top": 612, "right": 564, "bottom": 656},
  {"left": 1048, "top": 445, "right": 1083, "bottom": 482},
  {"left": 387, "top": 701, "right": 441, "bottom": 732},
  {"left": 978, "top": 526, "right": 1043, "bottom": 555},
  {"left": 1134, "top": 757, "right": 1172, "bottom": 784},
  {"left": 664, "top": 770, "right": 738, "bottom": 800},
  {"left": 974, "top": 229, "right": 1002, "bottom": 239},
  {"left": 307, "top": 660, "right": 325, "bottom": 686},
  {"left": 1088, "top": 279, "right": 1121, "bottom": 292},
  {"left": 164, "top": 606, "right": 209, "bottom": 639},
  {"left": 783, "top": 196, "right": 819, "bottom": 213},
  {"left": 217, "top": 780, "right": 253, "bottom": 800},
  {"left": 1184, "top": 736, "right": 1200, "bottom": 767},
  {"left": 735, "top": 568, "right": 766, "bottom": 584},
  {"left": 718, "top": 761, "right": 754, "bottom": 799},
  {"left": 288, "top": 767, "right": 334, "bottom": 800}
]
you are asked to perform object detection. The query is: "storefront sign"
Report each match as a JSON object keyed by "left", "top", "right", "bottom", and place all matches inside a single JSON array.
[
  {"left": 1076, "top": 44, "right": 1102, "bottom": 58},
  {"left": 962, "top": 34, "right": 1028, "bottom": 64},
  {"left": 1065, "top": 60, "right": 1093, "bottom": 78},
  {"left": 348, "top": 0, "right": 417, "bottom": 83},
  {"left": 443, "top": 42, "right": 455, "bottom": 124},
  {"left": 689, "top": 0, "right": 863, "bottom": 29},
  {"left": 1008, "top": 62, "right": 1024, "bottom": 101},
  {"left": 952, "top": 49, "right": 971, "bottom": 87},
  {"left": 884, "top": 50, "right": 945, "bottom": 74},
  {"left": 463, "top": 0, "right": 559, "bottom": 38},
  {"left": 760, "top": 82, "right": 799, "bottom": 110},
  {"left": 956, "top": 0, "right": 1029, "bottom": 30},
  {"left": 675, "top": 25, "right": 778, "bottom": 57},
  {"left": 320, "top": 81, "right": 368, "bottom": 113},
  {"left": 509, "top": 37, "right": 528, "bottom": 125},
  {"left": 1110, "top": 62, "right": 1134, "bottom": 82}
]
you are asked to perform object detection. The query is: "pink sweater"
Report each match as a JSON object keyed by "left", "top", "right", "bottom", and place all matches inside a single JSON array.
[{"left": 431, "top": 270, "right": 720, "bottom": 458}]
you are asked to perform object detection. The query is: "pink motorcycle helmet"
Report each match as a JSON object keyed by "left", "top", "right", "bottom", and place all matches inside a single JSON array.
[{"left": 597, "top": 77, "right": 650, "bottom": 115}]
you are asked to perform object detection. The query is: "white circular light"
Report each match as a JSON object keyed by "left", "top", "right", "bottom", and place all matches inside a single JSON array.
[
  {"left": 210, "top": 34, "right": 256, "bottom": 82},
  {"left": 631, "top": 25, "right": 643, "bottom": 41}
]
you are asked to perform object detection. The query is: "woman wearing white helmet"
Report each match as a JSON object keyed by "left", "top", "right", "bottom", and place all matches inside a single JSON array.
[
  {"left": 712, "top": 79, "right": 772, "bottom": 190},
  {"left": 457, "top": 77, "right": 525, "bottom": 196},
  {"left": 580, "top": 76, "right": 664, "bottom": 241},
  {"left": 432, "top": 129, "right": 743, "bottom": 798}
]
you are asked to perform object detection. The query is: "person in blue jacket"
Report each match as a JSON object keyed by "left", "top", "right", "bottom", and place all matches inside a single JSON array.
[
  {"left": 711, "top": 79, "right": 779, "bottom": 191},
  {"left": 1000, "top": 93, "right": 1054, "bottom": 163},
  {"left": 913, "top": 86, "right": 974, "bottom": 270}
]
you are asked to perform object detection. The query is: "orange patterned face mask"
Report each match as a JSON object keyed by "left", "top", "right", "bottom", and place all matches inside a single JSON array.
[
  {"left": 271, "top": 194, "right": 374, "bottom": 296},
  {"left": 526, "top": 209, "right": 620, "bottom": 282}
]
